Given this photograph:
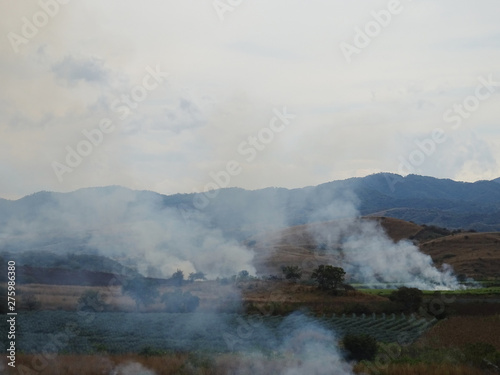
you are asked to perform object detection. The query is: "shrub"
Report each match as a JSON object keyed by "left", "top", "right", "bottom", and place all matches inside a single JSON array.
[
  {"left": 188, "top": 271, "right": 206, "bottom": 282},
  {"left": 238, "top": 270, "right": 251, "bottom": 281},
  {"left": 281, "top": 265, "right": 302, "bottom": 282},
  {"left": 343, "top": 334, "right": 378, "bottom": 361},
  {"left": 463, "top": 342, "right": 500, "bottom": 368},
  {"left": 389, "top": 287, "right": 423, "bottom": 313},
  {"left": 311, "top": 265, "right": 346, "bottom": 292},
  {"left": 170, "top": 269, "right": 185, "bottom": 287}
]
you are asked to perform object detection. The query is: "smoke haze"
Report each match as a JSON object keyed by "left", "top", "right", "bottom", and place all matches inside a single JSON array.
[
  {"left": 307, "top": 201, "right": 461, "bottom": 290},
  {"left": 0, "top": 187, "right": 255, "bottom": 279}
]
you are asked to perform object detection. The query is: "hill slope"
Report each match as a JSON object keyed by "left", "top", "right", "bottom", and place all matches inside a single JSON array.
[{"left": 248, "top": 217, "right": 500, "bottom": 281}]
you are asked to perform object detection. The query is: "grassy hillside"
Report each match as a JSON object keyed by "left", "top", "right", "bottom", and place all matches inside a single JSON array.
[{"left": 421, "top": 232, "right": 500, "bottom": 280}]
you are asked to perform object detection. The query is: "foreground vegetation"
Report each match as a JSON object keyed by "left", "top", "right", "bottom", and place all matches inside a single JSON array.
[
  {"left": 2, "top": 345, "right": 498, "bottom": 375},
  {"left": 1, "top": 263, "right": 499, "bottom": 375}
]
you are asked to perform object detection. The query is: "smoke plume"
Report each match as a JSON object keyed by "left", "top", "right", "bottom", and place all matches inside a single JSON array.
[
  {"left": 308, "top": 202, "right": 461, "bottom": 290},
  {"left": 0, "top": 187, "right": 255, "bottom": 279}
]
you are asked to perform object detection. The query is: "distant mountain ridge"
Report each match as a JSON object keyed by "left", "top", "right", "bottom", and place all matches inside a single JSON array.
[{"left": 2, "top": 173, "right": 500, "bottom": 248}]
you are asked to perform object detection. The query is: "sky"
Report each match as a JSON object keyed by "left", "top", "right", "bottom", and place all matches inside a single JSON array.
[{"left": 1, "top": 0, "right": 500, "bottom": 200}]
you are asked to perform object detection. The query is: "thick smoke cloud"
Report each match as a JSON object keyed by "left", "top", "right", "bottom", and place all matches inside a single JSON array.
[
  {"left": 277, "top": 317, "right": 354, "bottom": 375},
  {"left": 307, "top": 202, "right": 461, "bottom": 290},
  {"left": 0, "top": 187, "right": 255, "bottom": 278},
  {"left": 0, "top": 184, "right": 462, "bottom": 289},
  {"left": 223, "top": 313, "right": 354, "bottom": 375}
]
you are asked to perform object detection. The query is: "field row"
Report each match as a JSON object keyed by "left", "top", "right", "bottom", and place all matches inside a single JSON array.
[{"left": 0, "top": 312, "right": 437, "bottom": 354}]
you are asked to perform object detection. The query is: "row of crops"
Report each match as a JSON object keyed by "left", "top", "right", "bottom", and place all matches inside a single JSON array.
[
  {"left": 0, "top": 312, "right": 437, "bottom": 354},
  {"left": 318, "top": 312, "right": 437, "bottom": 344}
]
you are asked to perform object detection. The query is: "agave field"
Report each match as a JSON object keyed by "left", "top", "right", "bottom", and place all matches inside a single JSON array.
[
  {"left": 0, "top": 312, "right": 437, "bottom": 354},
  {"left": 318, "top": 312, "right": 437, "bottom": 343}
]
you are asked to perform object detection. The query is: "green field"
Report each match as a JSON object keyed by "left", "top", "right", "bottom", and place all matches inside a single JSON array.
[
  {"left": 357, "top": 284, "right": 500, "bottom": 297},
  {"left": 0, "top": 311, "right": 437, "bottom": 354}
]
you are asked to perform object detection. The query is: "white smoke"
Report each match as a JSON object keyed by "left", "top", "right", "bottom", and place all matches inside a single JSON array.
[
  {"left": 308, "top": 202, "right": 462, "bottom": 290},
  {"left": 228, "top": 314, "right": 354, "bottom": 375},
  {"left": 0, "top": 188, "right": 255, "bottom": 279}
]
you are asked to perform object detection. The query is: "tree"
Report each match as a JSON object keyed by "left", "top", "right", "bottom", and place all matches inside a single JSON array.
[
  {"left": 122, "top": 276, "right": 159, "bottom": 310},
  {"left": 170, "top": 269, "right": 185, "bottom": 287},
  {"left": 343, "top": 334, "right": 378, "bottom": 361},
  {"left": 389, "top": 287, "right": 423, "bottom": 313},
  {"left": 188, "top": 271, "right": 206, "bottom": 283},
  {"left": 281, "top": 265, "right": 302, "bottom": 282},
  {"left": 237, "top": 270, "right": 250, "bottom": 281},
  {"left": 311, "top": 265, "right": 346, "bottom": 292}
]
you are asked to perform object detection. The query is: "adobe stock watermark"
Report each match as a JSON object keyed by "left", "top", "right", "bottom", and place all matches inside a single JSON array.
[
  {"left": 213, "top": 0, "right": 243, "bottom": 22},
  {"left": 7, "top": 0, "right": 71, "bottom": 54},
  {"left": 385, "top": 73, "right": 500, "bottom": 192},
  {"left": 190, "top": 107, "right": 295, "bottom": 210},
  {"left": 339, "top": 0, "right": 413, "bottom": 63},
  {"left": 51, "top": 65, "right": 169, "bottom": 183}
]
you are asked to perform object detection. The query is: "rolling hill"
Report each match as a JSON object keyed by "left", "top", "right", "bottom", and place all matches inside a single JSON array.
[{"left": 247, "top": 217, "right": 500, "bottom": 281}]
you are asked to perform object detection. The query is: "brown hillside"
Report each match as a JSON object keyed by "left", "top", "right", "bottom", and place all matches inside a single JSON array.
[
  {"left": 421, "top": 232, "right": 500, "bottom": 280},
  {"left": 249, "top": 217, "right": 500, "bottom": 281},
  {"left": 249, "top": 217, "right": 423, "bottom": 278},
  {"left": 373, "top": 216, "right": 423, "bottom": 241}
]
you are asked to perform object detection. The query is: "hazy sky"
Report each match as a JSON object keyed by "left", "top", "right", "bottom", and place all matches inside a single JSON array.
[{"left": 1, "top": 0, "right": 499, "bottom": 199}]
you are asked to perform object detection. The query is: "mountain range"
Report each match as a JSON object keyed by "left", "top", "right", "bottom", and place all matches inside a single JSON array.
[
  {"left": 1, "top": 173, "right": 500, "bottom": 281},
  {"left": 2, "top": 173, "right": 500, "bottom": 243}
]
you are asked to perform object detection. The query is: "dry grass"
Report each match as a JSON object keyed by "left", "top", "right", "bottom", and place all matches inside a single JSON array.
[
  {"left": 11, "top": 279, "right": 385, "bottom": 314},
  {"left": 354, "top": 362, "right": 487, "bottom": 375},
  {"left": 240, "top": 279, "right": 385, "bottom": 304},
  {"left": 374, "top": 216, "right": 424, "bottom": 242},
  {"left": 421, "top": 232, "right": 500, "bottom": 279},
  {"left": 1, "top": 353, "right": 490, "bottom": 375},
  {"left": 1, "top": 353, "right": 210, "bottom": 375},
  {"left": 15, "top": 284, "right": 136, "bottom": 311},
  {"left": 418, "top": 315, "right": 500, "bottom": 351},
  {"left": 10, "top": 281, "right": 242, "bottom": 313}
]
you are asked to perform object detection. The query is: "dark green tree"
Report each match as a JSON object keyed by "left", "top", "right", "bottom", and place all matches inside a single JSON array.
[
  {"left": 343, "top": 334, "right": 378, "bottom": 361},
  {"left": 170, "top": 269, "right": 185, "bottom": 287},
  {"left": 188, "top": 271, "right": 206, "bottom": 283},
  {"left": 281, "top": 265, "right": 302, "bottom": 282},
  {"left": 311, "top": 265, "right": 346, "bottom": 291},
  {"left": 389, "top": 287, "right": 423, "bottom": 313},
  {"left": 238, "top": 270, "right": 250, "bottom": 281}
]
